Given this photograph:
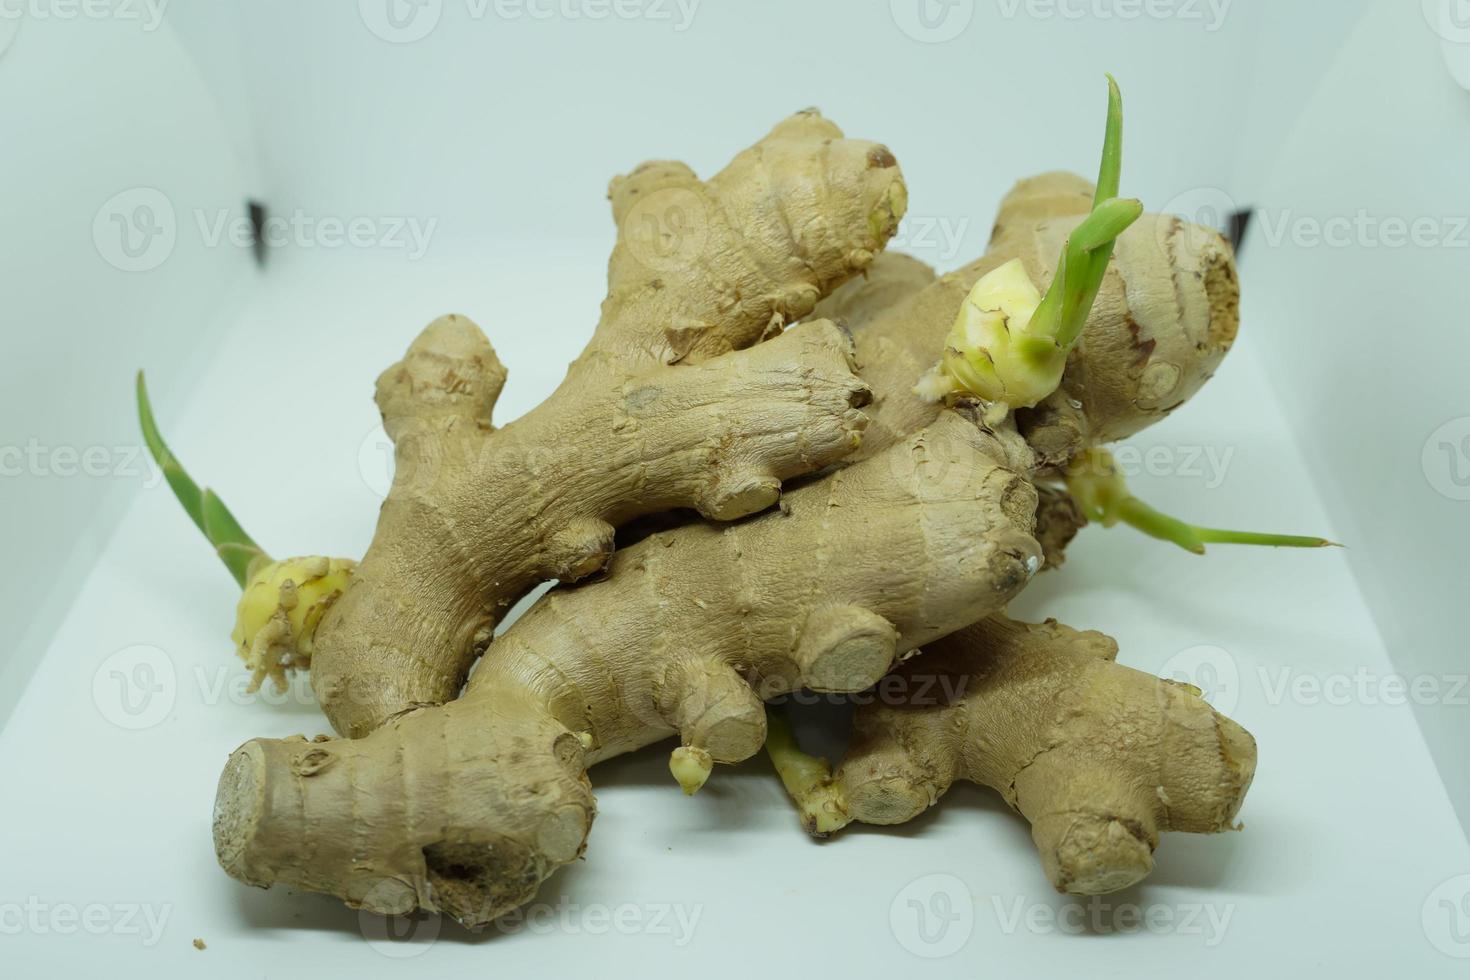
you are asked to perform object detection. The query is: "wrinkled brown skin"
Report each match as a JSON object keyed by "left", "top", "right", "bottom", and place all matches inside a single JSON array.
[
  {"left": 215, "top": 408, "right": 1043, "bottom": 927},
  {"left": 310, "top": 112, "right": 907, "bottom": 738},
  {"left": 833, "top": 616, "right": 1257, "bottom": 896},
  {"left": 212, "top": 172, "right": 1244, "bottom": 924}
]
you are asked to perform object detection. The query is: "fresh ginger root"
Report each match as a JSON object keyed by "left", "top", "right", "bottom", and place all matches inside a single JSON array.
[
  {"left": 214, "top": 405, "right": 1045, "bottom": 926},
  {"left": 762, "top": 95, "right": 1311, "bottom": 894},
  {"left": 210, "top": 187, "right": 1250, "bottom": 921},
  {"left": 148, "top": 112, "right": 905, "bottom": 736},
  {"left": 204, "top": 82, "right": 1317, "bottom": 928},
  {"left": 311, "top": 312, "right": 875, "bottom": 737},
  {"left": 782, "top": 616, "right": 1257, "bottom": 897},
  {"left": 210, "top": 105, "right": 1265, "bottom": 923}
]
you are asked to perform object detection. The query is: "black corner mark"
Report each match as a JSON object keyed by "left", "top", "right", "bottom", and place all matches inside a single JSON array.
[
  {"left": 1228, "top": 207, "right": 1254, "bottom": 256},
  {"left": 248, "top": 200, "right": 267, "bottom": 268}
]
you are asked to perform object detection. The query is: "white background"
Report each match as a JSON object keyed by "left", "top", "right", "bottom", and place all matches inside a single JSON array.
[{"left": 2, "top": 0, "right": 1468, "bottom": 974}]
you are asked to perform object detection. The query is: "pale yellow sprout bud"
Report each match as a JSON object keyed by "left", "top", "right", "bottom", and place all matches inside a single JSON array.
[
  {"left": 915, "top": 259, "right": 1066, "bottom": 409},
  {"left": 231, "top": 556, "right": 357, "bottom": 693},
  {"left": 669, "top": 745, "right": 714, "bottom": 795}
]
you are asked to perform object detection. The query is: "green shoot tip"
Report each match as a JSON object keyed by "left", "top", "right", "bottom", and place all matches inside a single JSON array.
[
  {"left": 136, "top": 371, "right": 267, "bottom": 587},
  {"left": 1067, "top": 448, "right": 1338, "bottom": 556}
]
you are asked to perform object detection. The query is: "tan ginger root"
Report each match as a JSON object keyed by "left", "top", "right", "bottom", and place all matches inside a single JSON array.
[
  {"left": 214, "top": 405, "right": 1044, "bottom": 926},
  {"left": 257, "top": 111, "right": 908, "bottom": 737},
  {"left": 756, "top": 196, "right": 1253, "bottom": 885},
  {"left": 810, "top": 251, "right": 937, "bottom": 330},
  {"left": 803, "top": 616, "right": 1256, "bottom": 896},
  {"left": 210, "top": 169, "right": 1243, "bottom": 925}
]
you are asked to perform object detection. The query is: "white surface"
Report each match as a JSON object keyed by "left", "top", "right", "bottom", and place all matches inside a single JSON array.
[
  {"left": 1, "top": 241, "right": 1467, "bottom": 975},
  {"left": 0, "top": 7, "right": 257, "bottom": 726},
  {"left": 4, "top": 0, "right": 1468, "bottom": 974},
  {"left": 1427, "top": 0, "right": 1470, "bottom": 89},
  {"left": 1231, "top": 0, "right": 1470, "bottom": 828}
]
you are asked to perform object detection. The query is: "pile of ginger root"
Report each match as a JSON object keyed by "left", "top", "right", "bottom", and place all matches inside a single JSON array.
[{"left": 139, "top": 80, "right": 1332, "bottom": 930}]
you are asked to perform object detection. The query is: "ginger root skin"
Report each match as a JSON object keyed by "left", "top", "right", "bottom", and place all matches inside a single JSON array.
[
  {"left": 833, "top": 616, "right": 1257, "bottom": 896},
  {"left": 308, "top": 112, "right": 905, "bottom": 738},
  {"left": 811, "top": 251, "right": 936, "bottom": 332},
  {"left": 214, "top": 408, "right": 1042, "bottom": 927}
]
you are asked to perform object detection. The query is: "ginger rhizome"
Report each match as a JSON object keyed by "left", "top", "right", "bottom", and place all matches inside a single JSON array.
[
  {"left": 146, "top": 112, "right": 906, "bottom": 736},
  {"left": 765, "top": 134, "right": 1313, "bottom": 888},
  {"left": 211, "top": 159, "right": 1257, "bottom": 924},
  {"left": 214, "top": 405, "right": 1045, "bottom": 926},
  {"left": 189, "top": 78, "right": 1335, "bottom": 932},
  {"left": 773, "top": 616, "right": 1256, "bottom": 896}
]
